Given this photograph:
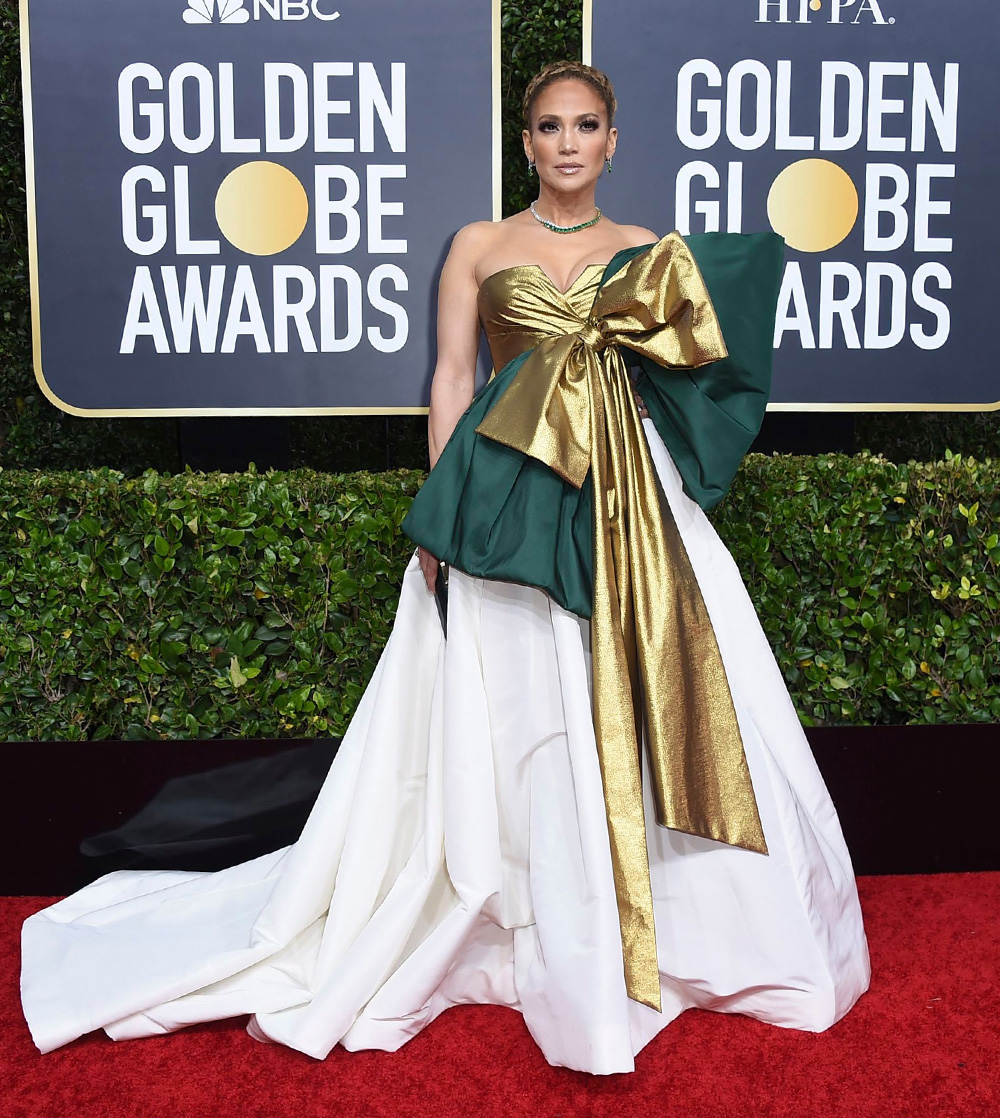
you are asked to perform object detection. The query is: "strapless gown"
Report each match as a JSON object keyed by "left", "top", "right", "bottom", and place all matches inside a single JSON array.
[{"left": 21, "top": 242, "right": 871, "bottom": 1075}]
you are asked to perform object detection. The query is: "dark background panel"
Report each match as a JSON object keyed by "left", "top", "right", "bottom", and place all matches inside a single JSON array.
[
  {"left": 4, "top": 725, "right": 998, "bottom": 895},
  {"left": 26, "top": 0, "right": 494, "bottom": 411},
  {"left": 592, "top": 0, "right": 1000, "bottom": 407}
]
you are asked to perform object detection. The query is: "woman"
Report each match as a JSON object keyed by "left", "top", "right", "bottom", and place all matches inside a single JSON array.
[{"left": 21, "top": 61, "right": 870, "bottom": 1075}]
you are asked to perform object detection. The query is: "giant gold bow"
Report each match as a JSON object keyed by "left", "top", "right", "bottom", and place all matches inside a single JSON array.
[{"left": 476, "top": 233, "right": 768, "bottom": 1011}]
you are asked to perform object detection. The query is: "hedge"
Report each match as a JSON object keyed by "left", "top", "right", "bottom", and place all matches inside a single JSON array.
[
  {"left": 1, "top": 453, "right": 997, "bottom": 740},
  {"left": 1, "top": 1, "right": 999, "bottom": 472},
  {"left": 1, "top": 467, "right": 420, "bottom": 740}
]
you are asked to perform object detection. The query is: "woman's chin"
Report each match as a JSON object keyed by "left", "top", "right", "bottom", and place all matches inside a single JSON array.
[{"left": 539, "top": 172, "right": 599, "bottom": 193}]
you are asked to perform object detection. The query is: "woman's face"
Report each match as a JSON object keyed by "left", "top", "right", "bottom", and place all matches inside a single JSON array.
[{"left": 523, "top": 79, "right": 617, "bottom": 194}]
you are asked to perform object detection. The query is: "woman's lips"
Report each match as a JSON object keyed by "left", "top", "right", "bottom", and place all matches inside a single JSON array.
[{"left": 555, "top": 164, "right": 582, "bottom": 174}]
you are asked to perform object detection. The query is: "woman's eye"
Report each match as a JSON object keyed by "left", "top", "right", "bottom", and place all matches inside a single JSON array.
[
  {"left": 580, "top": 120, "right": 598, "bottom": 131},
  {"left": 539, "top": 122, "right": 558, "bottom": 132}
]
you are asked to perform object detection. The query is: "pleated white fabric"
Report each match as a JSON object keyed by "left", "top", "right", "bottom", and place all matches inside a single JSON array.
[{"left": 21, "top": 423, "right": 870, "bottom": 1074}]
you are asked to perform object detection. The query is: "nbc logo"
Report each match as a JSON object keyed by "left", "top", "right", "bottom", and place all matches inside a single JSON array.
[
  {"left": 183, "top": 0, "right": 341, "bottom": 23},
  {"left": 184, "top": 0, "right": 249, "bottom": 22}
]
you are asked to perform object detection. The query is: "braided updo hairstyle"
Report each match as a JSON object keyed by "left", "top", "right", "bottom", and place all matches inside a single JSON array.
[{"left": 522, "top": 61, "right": 617, "bottom": 130}]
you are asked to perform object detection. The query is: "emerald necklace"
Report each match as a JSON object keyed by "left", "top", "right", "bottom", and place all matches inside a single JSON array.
[{"left": 530, "top": 200, "right": 603, "bottom": 234}]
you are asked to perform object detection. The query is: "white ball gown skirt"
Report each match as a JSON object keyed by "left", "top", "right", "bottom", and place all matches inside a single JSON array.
[{"left": 20, "top": 422, "right": 871, "bottom": 1075}]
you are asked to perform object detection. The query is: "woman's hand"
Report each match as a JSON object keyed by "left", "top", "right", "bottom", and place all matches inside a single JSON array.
[
  {"left": 632, "top": 388, "right": 649, "bottom": 419},
  {"left": 418, "top": 547, "right": 440, "bottom": 593}
]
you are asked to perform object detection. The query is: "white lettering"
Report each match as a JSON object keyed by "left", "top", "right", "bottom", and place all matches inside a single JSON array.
[
  {"left": 775, "top": 61, "right": 814, "bottom": 151},
  {"left": 162, "top": 265, "right": 225, "bottom": 353},
  {"left": 263, "top": 63, "right": 309, "bottom": 153},
  {"left": 756, "top": 0, "right": 809, "bottom": 22},
  {"left": 315, "top": 166, "right": 361, "bottom": 253},
  {"left": 218, "top": 63, "right": 261, "bottom": 154},
  {"left": 676, "top": 60, "right": 722, "bottom": 151},
  {"left": 863, "top": 263, "right": 907, "bottom": 349},
  {"left": 726, "top": 60, "right": 771, "bottom": 151},
  {"left": 167, "top": 63, "right": 215, "bottom": 155},
  {"left": 758, "top": 0, "right": 791, "bottom": 22},
  {"left": 173, "top": 166, "right": 220, "bottom": 256},
  {"left": 674, "top": 161, "right": 720, "bottom": 235},
  {"left": 359, "top": 62, "right": 406, "bottom": 153},
  {"left": 314, "top": 62, "right": 354, "bottom": 153},
  {"left": 366, "top": 166, "right": 407, "bottom": 252},
  {"left": 867, "top": 62, "right": 909, "bottom": 153},
  {"left": 672, "top": 60, "right": 958, "bottom": 155},
  {"left": 121, "top": 166, "right": 167, "bottom": 256},
  {"left": 118, "top": 64, "right": 164, "bottom": 155},
  {"left": 911, "top": 64, "right": 959, "bottom": 154},
  {"left": 311, "top": 0, "right": 341, "bottom": 20},
  {"left": 121, "top": 267, "right": 170, "bottom": 354},
  {"left": 864, "top": 164, "right": 909, "bottom": 252},
  {"left": 273, "top": 266, "right": 318, "bottom": 353},
  {"left": 819, "top": 62, "right": 864, "bottom": 151},
  {"left": 910, "top": 263, "right": 952, "bottom": 350},
  {"left": 819, "top": 262, "right": 863, "bottom": 349},
  {"left": 727, "top": 161, "right": 743, "bottom": 233},
  {"left": 221, "top": 266, "right": 271, "bottom": 353},
  {"left": 318, "top": 265, "right": 362, "bottom": 351},
  {"left": 367, "top": 264, "right": 409, "bottom": 352},
  {"left": 774, "top": 262, "right": 816, "bottom": 349},
  {"left": 830, "top": 0, "right": 857, "bottom": 22},
  {"left": 854, "top": 0, "right": 889, "bottom": 24},
  {"left": 914, "top": 165, "right": 954, "bottom": 253}
]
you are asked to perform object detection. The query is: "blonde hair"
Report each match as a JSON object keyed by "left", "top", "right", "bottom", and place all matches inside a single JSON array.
[{"left": 522, "top": 61, "right": 617, "bottom": 130}]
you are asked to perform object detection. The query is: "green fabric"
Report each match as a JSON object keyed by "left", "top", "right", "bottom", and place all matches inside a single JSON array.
[
  {"left": 401, "top": 232, "right": 784, "bottom": 619},
  {"left": 402, "top": 345, "right": 596, "bottom": 618},
  {"left": 627, "top": 232, "right": 785, "bottom": 511}
]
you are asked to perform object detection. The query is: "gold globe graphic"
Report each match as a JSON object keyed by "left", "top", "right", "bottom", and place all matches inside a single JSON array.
[
  {"left": 215, "top": 161, "right": 309, "bottom": 256},
  {"left": 766, "top": 159, "right": 859, "bottom": 254}
]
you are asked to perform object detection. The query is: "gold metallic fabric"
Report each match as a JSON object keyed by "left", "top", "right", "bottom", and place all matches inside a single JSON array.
[{"left": 476, "top": 234, "right": 768, "bottom": 1012}]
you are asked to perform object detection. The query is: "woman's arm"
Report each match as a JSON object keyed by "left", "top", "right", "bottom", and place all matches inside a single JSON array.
[
  {"left": 427, "top": 223, "right": 488, "bottom": 467},
  {"left": 418, "top": 223, "right": 489, "bottom": 591}
]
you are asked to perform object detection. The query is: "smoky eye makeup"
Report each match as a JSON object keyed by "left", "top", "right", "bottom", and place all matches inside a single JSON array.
[{"left": 537, "top": 115, "right": 602, "bottom": 132}]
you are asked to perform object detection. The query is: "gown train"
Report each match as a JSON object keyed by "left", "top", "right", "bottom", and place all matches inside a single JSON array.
[{"left": 20, "top": 420, "right": 870, "bottom": 1075}]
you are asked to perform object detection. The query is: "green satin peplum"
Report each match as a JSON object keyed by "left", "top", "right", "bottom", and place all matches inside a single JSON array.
[{"left": 401, "top": 231, "right": 785, "bottom": 620}]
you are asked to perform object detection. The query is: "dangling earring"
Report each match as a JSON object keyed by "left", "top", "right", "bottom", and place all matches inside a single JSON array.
[
  {"left": 527, "top": 158, "right": 535, "bottom": 174},
  {"left": 605, "top": 157, "right": 613, "bottom": 174}
]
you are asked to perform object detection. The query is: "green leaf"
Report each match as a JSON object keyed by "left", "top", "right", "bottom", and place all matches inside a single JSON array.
[{"left": 229, "top": 656, "right": 248, "bottom": 688}]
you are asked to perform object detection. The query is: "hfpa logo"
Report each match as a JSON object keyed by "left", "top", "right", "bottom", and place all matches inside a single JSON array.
[
  {"left": 183, "top": 0, "right": 341, "bottom": 24},
  {"left": 756, "top": 0, "right": 894, "bottom": 23}
]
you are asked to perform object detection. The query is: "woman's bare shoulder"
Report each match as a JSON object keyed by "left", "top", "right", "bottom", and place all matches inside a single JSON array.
[
  {"left": 443, "top": 220, "right": 509, "bottom": 278},
  {"left": 614, "top": 222, "right": 661, "bottom": 248},
  {"left": 449, "top": 215, "right": 540, "bottom": 282},
  {"left": 449, "top": 219, "right": 512, "bottom": 255}
]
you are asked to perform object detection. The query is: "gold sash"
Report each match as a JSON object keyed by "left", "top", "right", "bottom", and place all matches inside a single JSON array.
[{"left": 475, "top": 233, "right": 768, "bottom": 1011}]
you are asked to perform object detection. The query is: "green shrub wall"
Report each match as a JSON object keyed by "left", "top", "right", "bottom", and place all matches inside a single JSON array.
[
  {"left": 2, "top": 454, "right": 997, "bottom": 740},
  {"left": 1, "top": 3, "right": 997, "bottom": 738},
  {"left": 0, "top": 0, "right": 998, "bottom": 470},
  {"left": 1, "top": 468, "right": 420, "bottom": 740}
]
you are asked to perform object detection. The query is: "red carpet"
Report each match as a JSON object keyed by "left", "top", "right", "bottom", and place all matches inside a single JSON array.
[{"left": 2, "top": 874, "right": 997, "bottom": 1118}]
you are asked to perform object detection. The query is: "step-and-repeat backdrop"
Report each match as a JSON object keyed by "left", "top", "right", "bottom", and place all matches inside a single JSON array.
[
  {"left": 588, "top": 0, "right": 998, "bottom": 409},
  {"left": 22, "top": 0, "right": 498, "bottom": 414}
]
